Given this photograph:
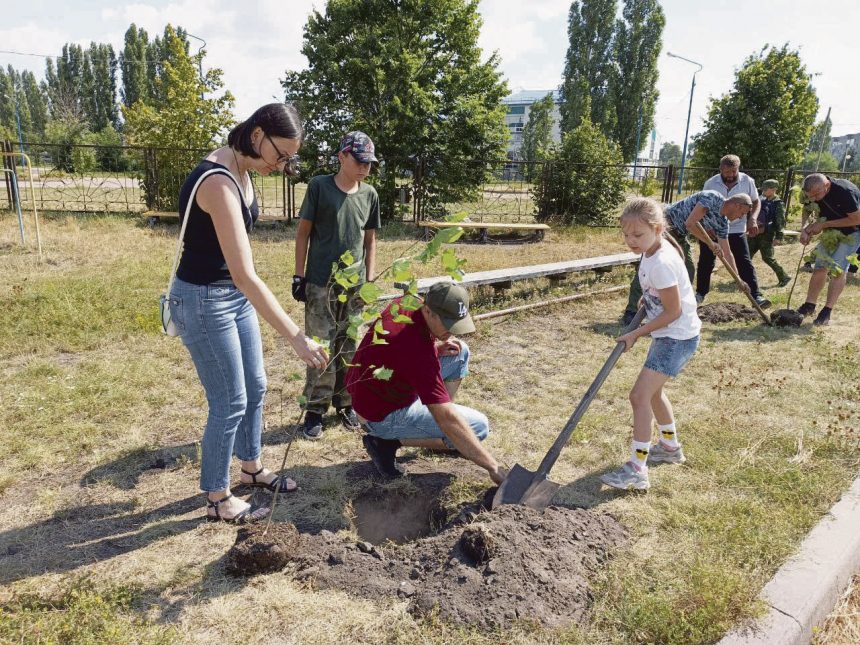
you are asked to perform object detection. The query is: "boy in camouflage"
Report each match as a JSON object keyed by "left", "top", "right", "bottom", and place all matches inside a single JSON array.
[
  {"left": 293, "top": 132, "right": 381, "bottom": 439},
  {"left": 747, "top": 179, "right": 790, "bottom": 286}
]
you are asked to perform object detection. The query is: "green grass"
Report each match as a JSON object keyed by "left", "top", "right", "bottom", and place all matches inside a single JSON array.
[{"left": 1, "top": 213, "right": 858, "bottom": 643}]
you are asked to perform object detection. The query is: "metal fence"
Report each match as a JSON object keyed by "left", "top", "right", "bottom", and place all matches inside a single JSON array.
[{"left": 3, "top": 140, "right": 859, "bottom": 225}]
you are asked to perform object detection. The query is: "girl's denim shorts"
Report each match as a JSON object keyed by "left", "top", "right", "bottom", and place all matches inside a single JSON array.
[{"left": 644, "top": 335, "right": 700, "bottom": 377}]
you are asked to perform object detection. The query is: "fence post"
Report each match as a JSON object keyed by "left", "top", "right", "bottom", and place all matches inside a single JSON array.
[
  {"left": 2, "top": 141, "right": 12, "bottom": 208},
  {"left": 782, "top": 166, "right": 795, "bottom": 212},
  {"left": 412, "top": 156, "right": 423, "bottom": 223}
]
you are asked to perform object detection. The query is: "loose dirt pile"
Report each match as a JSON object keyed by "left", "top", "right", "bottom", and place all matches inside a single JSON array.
[
  {"left": 226, "top": 522, "right": 300, "bottom": 576},
  {"left": 771, "top": 308, "right": 803, "bottom": 327},
  {"left": 698, "top": 302, "right": 760, "bottom": 323},
  {"left": 292, "top": 503, "right": 626, "bottom": 629}
]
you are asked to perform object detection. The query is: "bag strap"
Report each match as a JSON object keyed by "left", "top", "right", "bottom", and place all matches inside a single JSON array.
[{"left": 165, "top": 167, "right": 247, "bottom": 295}]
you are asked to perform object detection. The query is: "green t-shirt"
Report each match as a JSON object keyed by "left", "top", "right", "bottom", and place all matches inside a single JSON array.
[{"left": 299, "top": 174, "right": 381, "bottom": 286}]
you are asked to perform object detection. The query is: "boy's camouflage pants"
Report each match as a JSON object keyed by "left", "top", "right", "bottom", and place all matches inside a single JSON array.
[
  {"left": 302, "top": 283, "right": 364, "bottom": 414},
  {"left": 748, "top": 230, "right": 789, "bottom": 282}
]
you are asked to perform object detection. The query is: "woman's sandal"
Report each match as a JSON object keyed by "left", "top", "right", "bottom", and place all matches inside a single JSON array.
[
  {"left": 206, "top": 493, "right": 270, "bottom": 524},
  {"left": 240, "top": 467, "right": 298, "bottom": 493}
]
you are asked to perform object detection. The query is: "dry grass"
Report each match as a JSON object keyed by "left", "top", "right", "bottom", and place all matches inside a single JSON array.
[
  {"left": 1, "top": 213, "right": 859, "bottom": 643},
  {"left": 815, "top": 575, "right": 860, "bottom": 644}
]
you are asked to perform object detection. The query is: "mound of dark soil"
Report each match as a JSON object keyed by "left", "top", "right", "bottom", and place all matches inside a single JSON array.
[
  {"left": 292, "top": 504, "right": 626, "bottom": 629},
  {"left": 225, "top": 522, "right": 300, "bottom": 576},
  {"left": 698, "top": 302, "right": 760, "bottom": 323},
  {"left": 771, "top": 308, "right": 803, "bottom": 327}
]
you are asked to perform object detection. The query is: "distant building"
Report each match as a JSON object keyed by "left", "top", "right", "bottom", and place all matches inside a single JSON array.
[
  {"left": 830, "top": 133, "right": 858, "bottom": 163},
  {"left": 502, "top": 90, "right": 562, "bottom": 159}
]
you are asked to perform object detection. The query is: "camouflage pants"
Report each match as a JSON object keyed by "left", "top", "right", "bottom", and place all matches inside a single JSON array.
[
  {"left": 748, "top": 230, "right": 789, "bottom": 282},
  {"left": 302, "top": 283, "right": 364, "bottom": 414}
]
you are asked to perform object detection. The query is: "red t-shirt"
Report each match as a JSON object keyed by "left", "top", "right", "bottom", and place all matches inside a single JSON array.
[{"left": 346, "top": 302, "right": 451, "bottom": 422}]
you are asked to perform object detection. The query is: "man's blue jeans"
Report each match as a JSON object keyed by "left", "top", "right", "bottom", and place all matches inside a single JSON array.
[
  {"left": 364, "top": 342, "right": 489, "bottom": 448},
  {"left": 169, "top": 278, "right": 266, "bottom": 492}
]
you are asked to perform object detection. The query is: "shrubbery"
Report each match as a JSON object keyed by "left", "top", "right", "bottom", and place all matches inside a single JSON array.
[{"left": 532, "top": 117, "right": 626, "bottom": 225}]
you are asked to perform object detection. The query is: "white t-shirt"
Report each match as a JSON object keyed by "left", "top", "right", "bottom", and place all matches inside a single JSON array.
[
  {"left": 638, "top": 240, "right": 702, "bottom": 340},
  {"left": 703, "top": 172, "right": 758, "bottom": 234}
]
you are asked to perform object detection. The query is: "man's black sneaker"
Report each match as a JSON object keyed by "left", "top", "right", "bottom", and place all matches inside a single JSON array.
[
  {"left": 337, "top": 406, "right": 361, "bottom": 431},
  {"left": 796, "top": 302, "right": 816, "bottom": 317},
  {"left": 301, "top": 411, "right": 324, "bottom": 440},
  {"left": 754, "top": 295, "right": 771, "bottom": 309},
  {"left": 362, "top": 435, "right": 404, "bottom": 478},
  {"left": 777, "top": 275, "right": 792, "bottom": 287},
  {"left": 813, "top": 308, "right": 831, "bottom": 326}
]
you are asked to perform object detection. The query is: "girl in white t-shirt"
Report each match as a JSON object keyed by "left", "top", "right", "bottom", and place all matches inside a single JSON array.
[{"left": 601, "top": 197, "right": 702, "bottom": 491}]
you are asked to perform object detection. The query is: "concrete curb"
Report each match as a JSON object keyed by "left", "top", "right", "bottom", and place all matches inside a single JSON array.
[{"left": 719, "top": 476, "right": 860, "bottom": 645}]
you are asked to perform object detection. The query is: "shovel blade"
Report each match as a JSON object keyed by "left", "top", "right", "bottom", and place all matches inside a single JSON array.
[{"left": 492, "top": 464, "right": 561, "bottom": 510}]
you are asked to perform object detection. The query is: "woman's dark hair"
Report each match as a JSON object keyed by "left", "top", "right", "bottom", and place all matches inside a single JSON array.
[{"left": 227, "top": 103, "right": 304, "bottom": 158}]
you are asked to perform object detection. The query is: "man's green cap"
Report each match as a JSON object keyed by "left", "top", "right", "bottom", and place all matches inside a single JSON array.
[{"left": 425, "top": 282, "right": 475, "bottom": 335}]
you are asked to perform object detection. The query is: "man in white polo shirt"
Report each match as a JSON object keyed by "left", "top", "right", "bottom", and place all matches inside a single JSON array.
[{"left": 699, "top": 155, "right": 770, "bottom": 308}]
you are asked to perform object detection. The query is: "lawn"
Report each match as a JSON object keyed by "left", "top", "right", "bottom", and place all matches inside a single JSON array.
[{"left": 0, "top": 212, "right": 858, "bottom": 644}]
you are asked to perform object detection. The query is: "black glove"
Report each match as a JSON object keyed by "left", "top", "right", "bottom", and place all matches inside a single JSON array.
[{"left": 291, "top": 275, "right": 307, "bottom": 302}]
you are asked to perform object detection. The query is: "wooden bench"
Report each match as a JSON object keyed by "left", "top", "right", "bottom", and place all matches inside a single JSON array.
[
  {"left": 143, "top": 210, "right": 289, "bottom": 225},
  {"left": 417, "top": 220, "right": 550, "bottom": 243},
  {"left": 388, "top": 252, "right": 638, "bottom": 296}
]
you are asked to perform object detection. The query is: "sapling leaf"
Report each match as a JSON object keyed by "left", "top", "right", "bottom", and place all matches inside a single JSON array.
[
  {"left": 359, "top": 282, "right": 384, "bottom": 303},
  {"left": 338, "top": 293, "right": 347, "bottom": 303},
  {"left": 373, "top": 319, "right": 389, "bottom": 335},
  {"left": 400, "top": 294, "right": 421, "bottom": 311},
  {"left": 372, "top": 367, "right": 394, "bottom": 380}
]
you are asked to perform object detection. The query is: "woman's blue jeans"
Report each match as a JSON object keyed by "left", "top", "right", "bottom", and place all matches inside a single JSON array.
[{"left": 169, "top": 278, "right": 266, "bottom": 492}]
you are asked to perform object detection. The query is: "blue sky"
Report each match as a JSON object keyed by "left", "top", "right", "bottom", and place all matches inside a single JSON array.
[{"left": 5, "top": 0, "right": 859, "bottom": 155}]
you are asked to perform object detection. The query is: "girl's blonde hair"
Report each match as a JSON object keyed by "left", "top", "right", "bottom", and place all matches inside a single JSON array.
[{"left": 620, "top": 197, "right": 685, "bottom": 258}]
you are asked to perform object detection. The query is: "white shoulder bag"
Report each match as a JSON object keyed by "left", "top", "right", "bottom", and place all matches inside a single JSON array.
[{"left": 160, "top": 168, "right": 245, "bottom": 336}]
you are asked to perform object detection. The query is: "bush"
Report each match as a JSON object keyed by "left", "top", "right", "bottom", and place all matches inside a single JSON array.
[{"left": 533, "top": 117, "right": 626, "bottom": 225}]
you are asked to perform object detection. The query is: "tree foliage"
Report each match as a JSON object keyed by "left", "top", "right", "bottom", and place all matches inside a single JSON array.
[
  {"left": 120, "top": 24, "right": 152, "bottom": 108},
  {"left": 519, "top": 93, "right": 556, "bottom": 180},
  {"left": 0, "top": 66, "right": 49, "bottom": 140},
  {"left": 610, "top": 0, "right": 664, "bottom": 161},
  {"left": 559, "top": 0, "right": 617, "bottom": 135},
  {"left": 691, "top": 45, "right": 818, "bottom": 170},
  {"left": 533, "top": 117, "right": 626, "bottom": 225},
  {"left": 123, "top": 25, "right": 235, "bottom": 209},
  {"left": 658, "top": 141, "right": 682, "bottom": 166},
  {"left": 282, "top": 0, "right": 509, "bottom": 220}
]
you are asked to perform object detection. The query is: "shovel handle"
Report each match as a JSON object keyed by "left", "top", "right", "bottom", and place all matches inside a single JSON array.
[
  {"left": 534, "top": 306, "right": 647, "bottom": 478},
  {"left": 693, "top": 222, "right": 771, "bottom": 325}
]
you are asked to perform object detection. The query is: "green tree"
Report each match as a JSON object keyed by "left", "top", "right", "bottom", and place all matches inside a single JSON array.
[
  {"left": 610, "top": 0, "right": 664, "bottom": 161},
  {"left": 533, "top": 116, "right": 626, "bottom": 225},
  {"left": 800, "top": 151, "right": 838, "bottom": 172},
  {"left": 22, "top": 71, "right": 49, "bottom": 137},
  {"left": 519, "top": 93, "right": 556, "bottom": 180},
  {"left": 44, "top": 116, "right": 94, "bottom": 173},
  {"left": 123, "top": 24, "right": 234, "bottom": 209},
  {"left": 691, "top": 45, "right": 818, "bottom": 170},
  {"left": 86, "top": 43, "right": 119, "bottom": 130},
  {"left": 559, "top": 0, "right": 617, "bottom": 135},
  {"left": 806, "top": 117, "right": 831, "bottom": 165},
  {"left": 120, "top": 24, "right": 151, "bottom": 108},
  {"left": 658, "top": 141, "right": 681, "bottom": 166},
  {"left": 282, "top": 0, "right": 509, "bottom": 220}
]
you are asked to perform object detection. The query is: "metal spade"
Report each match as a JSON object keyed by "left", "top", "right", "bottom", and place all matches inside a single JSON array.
[{"left": 492, "top": 306, "right": 647, "bottom": 510}]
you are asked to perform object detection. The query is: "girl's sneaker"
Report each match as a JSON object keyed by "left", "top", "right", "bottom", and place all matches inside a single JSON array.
[
  {"left": 647, "top": 441, "right": 686, "bottom": 465},
  {"left": 600, "top": 462, "right": 650, "bottom": 490}
]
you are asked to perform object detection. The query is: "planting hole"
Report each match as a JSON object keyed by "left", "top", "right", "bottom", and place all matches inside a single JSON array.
[{"left": 352, "top": 489, "right": 439, "bottom": 545}]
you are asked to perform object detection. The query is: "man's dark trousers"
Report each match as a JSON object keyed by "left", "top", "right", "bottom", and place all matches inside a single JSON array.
[{"left": 696, "top": 233, "right": 761, "bottom": 298}]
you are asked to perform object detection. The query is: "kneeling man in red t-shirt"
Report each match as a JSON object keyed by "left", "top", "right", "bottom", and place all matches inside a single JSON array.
[{"left": 346, "top": 282, "right": 504, "bottom": 484}]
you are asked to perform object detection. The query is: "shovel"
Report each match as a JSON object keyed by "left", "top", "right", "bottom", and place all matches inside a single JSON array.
[
  {"left": 492, "top": 306, "right": 647, "bottom": 510},
  {"left": 694, "top": 222, "right": 772, "bottom": 326}
]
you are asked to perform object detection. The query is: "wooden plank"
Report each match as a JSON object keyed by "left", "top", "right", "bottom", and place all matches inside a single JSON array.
[
  {"left": 393, "top": 252, "right": 638, "bottom": 291},
  {"left": 417, "top": 221, "right": 549, "bottom": 231}
]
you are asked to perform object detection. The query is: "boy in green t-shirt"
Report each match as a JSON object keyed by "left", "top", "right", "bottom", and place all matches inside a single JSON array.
[{"left": 293, "top": 132, "right": 381, "bottom": 439}]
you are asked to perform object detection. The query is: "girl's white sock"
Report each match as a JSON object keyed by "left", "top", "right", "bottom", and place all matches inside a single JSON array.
[
  {"left": 631, "top": 440, "right": 651, "bottom": 470},
  {"left": 658, "top": 421, "right": 679, "bottom": 448}
]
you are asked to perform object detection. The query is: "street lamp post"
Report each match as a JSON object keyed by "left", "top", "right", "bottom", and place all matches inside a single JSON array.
[
  {"left": 842, "top": 153, "right": 852, "bottom": 173},
  {"left": 667, "top": 52, "right": 703, "bottom": 195},
  {"left": 185, "top": 32, "right": 207, "bottom": 100}
]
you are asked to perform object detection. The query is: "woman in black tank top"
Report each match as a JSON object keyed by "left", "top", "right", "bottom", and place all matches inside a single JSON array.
[{"left": 168, "top": 103, "right": 328, "bottom": 523}]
